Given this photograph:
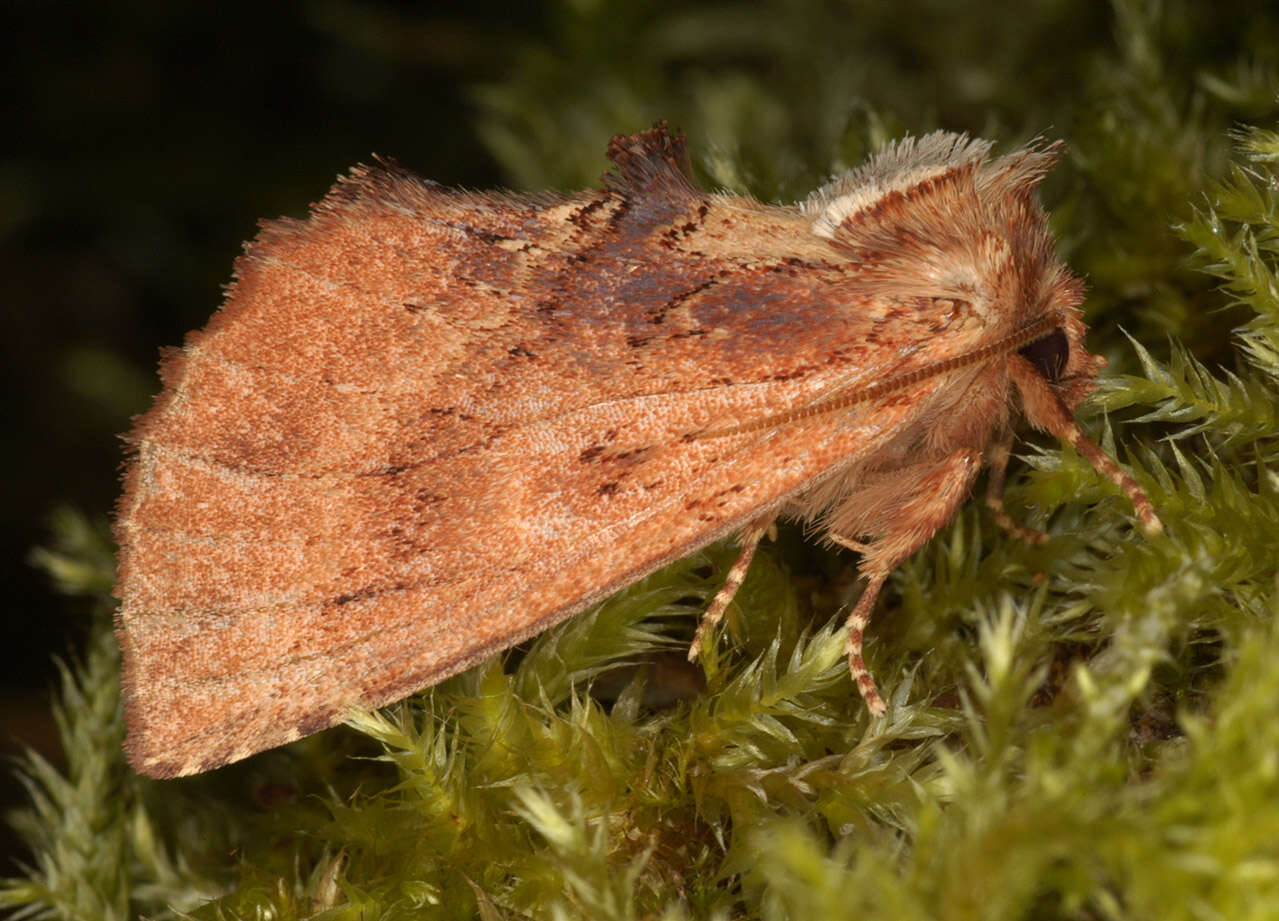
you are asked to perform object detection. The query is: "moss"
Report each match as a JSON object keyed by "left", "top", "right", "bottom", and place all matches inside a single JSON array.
[{"left": 9, "top": 1, "right": 1279, "bottom": 918}]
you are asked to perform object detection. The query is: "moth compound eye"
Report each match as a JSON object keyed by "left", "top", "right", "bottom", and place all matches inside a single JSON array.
[{"left": 1018, "top": 328, "right": 1070, "bottom": 382}]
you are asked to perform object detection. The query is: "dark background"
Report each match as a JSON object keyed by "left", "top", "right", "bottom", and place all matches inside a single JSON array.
[{"left": 3, "top": 1, "right": 544, "bottom": 868}]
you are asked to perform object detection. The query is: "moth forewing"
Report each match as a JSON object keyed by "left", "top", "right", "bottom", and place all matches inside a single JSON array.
[{"left": 114, "top": 122, "right": 1158, "bottom": 777}]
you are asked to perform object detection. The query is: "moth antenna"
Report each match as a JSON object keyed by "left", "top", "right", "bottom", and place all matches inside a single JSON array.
[{"left": 694, "top": 314, "right": 1059, "bottom": 440}]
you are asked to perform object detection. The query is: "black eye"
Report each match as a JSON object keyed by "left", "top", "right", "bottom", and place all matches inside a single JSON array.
[{"left": 1018, "top": 328, "right": 1069, "bottom": 382}]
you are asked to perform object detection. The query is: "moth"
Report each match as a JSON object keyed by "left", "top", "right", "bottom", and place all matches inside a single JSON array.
[{"left": 114, "top": 122, "right": 1160, "bottom": 778}]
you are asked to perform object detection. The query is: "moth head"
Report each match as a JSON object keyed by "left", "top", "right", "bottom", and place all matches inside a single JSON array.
[{"left": 803, "top": 131, "right": 1101, "bottom": 405}]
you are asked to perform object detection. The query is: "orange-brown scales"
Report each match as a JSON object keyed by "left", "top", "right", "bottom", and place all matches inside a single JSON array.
[{"left": 115, "top": 122, "right": 1158, "bottom": 777}]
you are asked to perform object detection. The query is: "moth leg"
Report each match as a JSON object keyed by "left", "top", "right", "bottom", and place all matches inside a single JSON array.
[
  {"left": 985, "top": 435, "right": 1050, "bottom": 546},
  {"left": 688, "top": 514, "right": 777, "bottom": 662},
  {"left": 829, "top": 449, "right": 985, "bottom": 715},
  {"left": 1008, "top": 355, "right": 1162, "bottom": 534},
  {"left": 825, "top": 560, "right": 891, "bottom": 716}
]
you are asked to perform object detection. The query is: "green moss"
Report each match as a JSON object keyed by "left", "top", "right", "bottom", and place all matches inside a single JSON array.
[{"left": 9, "top": 2, "right": 1279, "bottom": 918}]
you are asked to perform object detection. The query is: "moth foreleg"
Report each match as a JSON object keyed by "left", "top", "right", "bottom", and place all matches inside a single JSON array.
[
  {"left": 1008, "top": 355, "right": 1162, "bottom": 534},
  {"left": 688, "top": 514, "right": 776, "bottom": 662},
  {"left": 985, "top": 434, "right": 1050, "bottom": 546},
  {"left": 830, "top": 448, "right": 985, "bottom": 715}
]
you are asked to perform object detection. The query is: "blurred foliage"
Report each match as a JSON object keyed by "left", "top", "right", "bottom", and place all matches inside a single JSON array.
[{"left": 9, "top": 0, "right": 1279, "bottom": 918}]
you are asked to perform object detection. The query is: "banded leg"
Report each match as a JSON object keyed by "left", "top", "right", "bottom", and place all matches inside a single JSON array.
[
  {"left": 828, "top": 449, "right": 985, "bottom": 715},
  {"left": 826, "top": 561, "right": 891, "bottom": 715},
  {"left": 1008, "top": 354, "right": 1162, "bottom": 535},
  {"left": 688, "top": 514, "right": 775, "bottom": 661},
  {"left": 985, "top": 434, "right": 1049, "bottom": 546}
]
